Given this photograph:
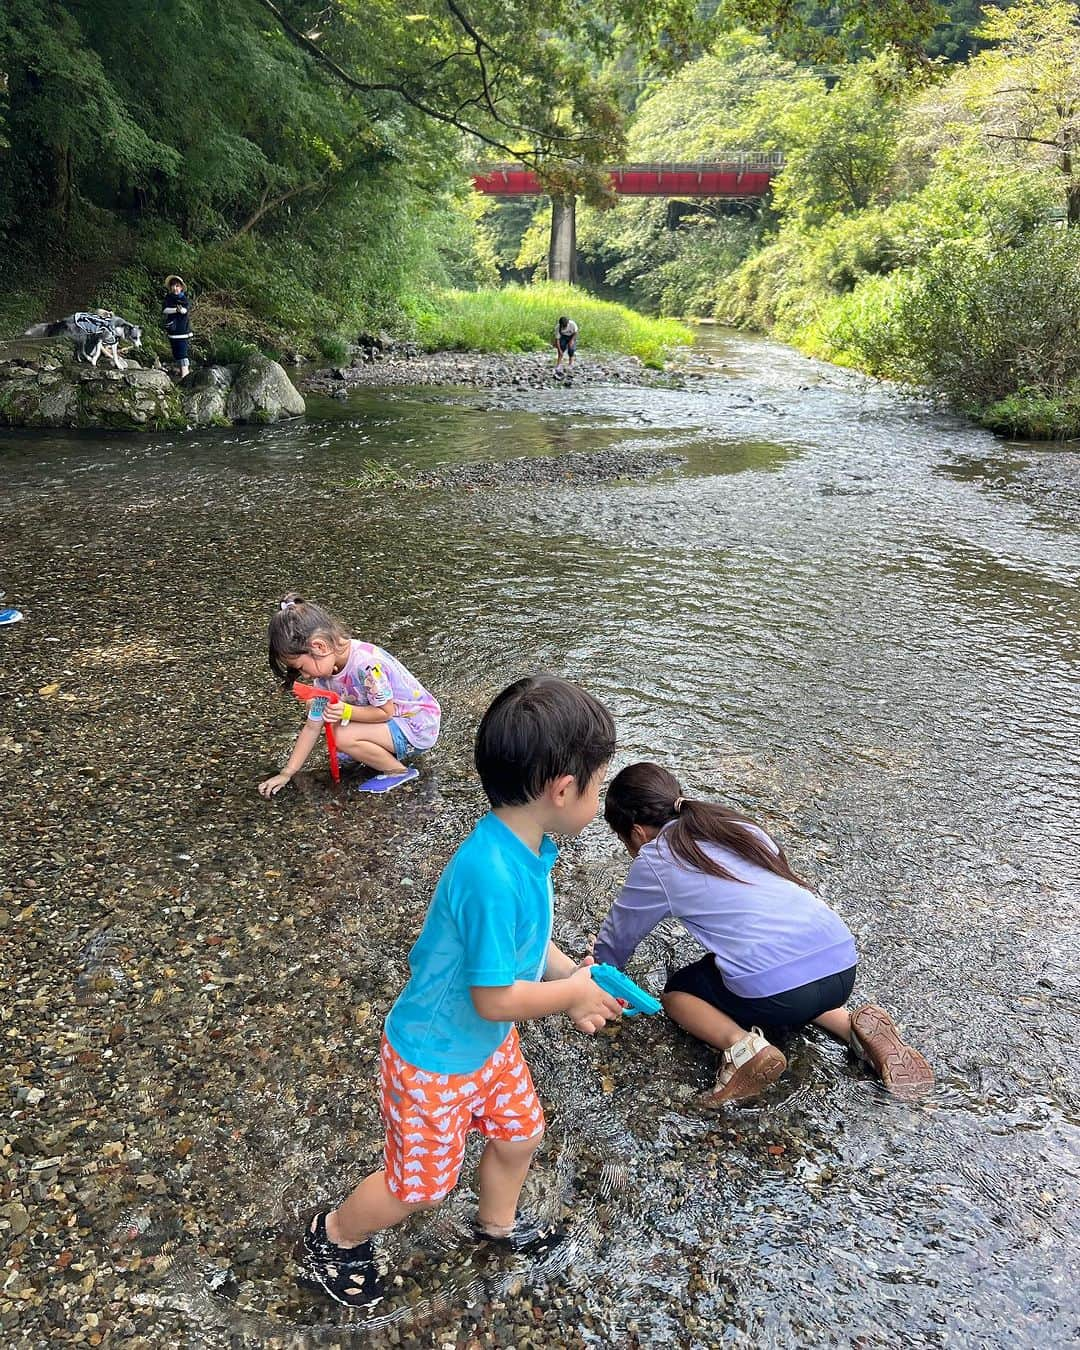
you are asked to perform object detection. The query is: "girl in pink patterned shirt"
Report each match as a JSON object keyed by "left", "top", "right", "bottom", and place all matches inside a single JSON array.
[{"left": 258, "top": 591, "right": 441, "bottom": 797}]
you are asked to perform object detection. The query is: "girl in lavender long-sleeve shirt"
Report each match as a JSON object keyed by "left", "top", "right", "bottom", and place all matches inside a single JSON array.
[{"left": 595, "top": 763, "right": 933, "bottom": 1106}]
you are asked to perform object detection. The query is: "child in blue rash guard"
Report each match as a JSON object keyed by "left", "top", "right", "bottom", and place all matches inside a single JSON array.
[
  {"left": 297, "top": 676, "right": 624, "bottom": 1308},
  {"left": 595, "top": 762, "right": 934, "bottom": 1106}
]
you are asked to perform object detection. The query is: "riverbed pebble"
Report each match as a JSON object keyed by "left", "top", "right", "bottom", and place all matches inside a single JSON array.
[{"left": 304, "top": 349, "right": 686, "bottom": 394}]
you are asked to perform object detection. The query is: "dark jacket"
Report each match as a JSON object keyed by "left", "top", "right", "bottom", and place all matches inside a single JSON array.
[{"left": 162, "top": 291, "right": 192, "bottom": 339}]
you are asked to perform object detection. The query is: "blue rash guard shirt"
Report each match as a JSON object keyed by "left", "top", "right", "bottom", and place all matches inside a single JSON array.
[{"left": 384, "top": 812, "right": 557, "bottom": 1074}]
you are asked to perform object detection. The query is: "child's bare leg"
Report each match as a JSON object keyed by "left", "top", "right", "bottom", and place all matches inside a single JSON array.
[
  {"left": 813, "top": 1007, "right": 852, "bottom": 1041},
  {"left": 661, "top": 991, "right": 747, "bottom": 1050},
  {"left": 475, "top": 1133, "right": 543, "bottom": 1234},
  {"left": 335, "top": 723, "right": 408, "bottom": 774},
  {"left": 327, "top": 1170, "right": 435, "bottom": 1246}
]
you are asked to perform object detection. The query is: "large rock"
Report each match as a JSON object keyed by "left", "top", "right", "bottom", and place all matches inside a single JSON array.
[
  {"left": 82, "top": 364, "right": 185, "bottom": 430},
  {"left": 0, "top": 339, "right": 304, "bottom": 431},
  {"left": 226, "top": 353, "right": 305, "bottom": 424},
  {"left": 180, "top": 364, "right": 233, "bottom": 427},
  {"left": 0, "top": 338, "right": 185, "bottom": 431}
]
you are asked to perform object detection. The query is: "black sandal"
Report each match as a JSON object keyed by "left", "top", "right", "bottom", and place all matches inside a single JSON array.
[
  {"left": 471, "top": 1212, "right": 565, "bottom": 1257},
  {"left": 300, "top": 1211, "right": 383, "bottom": 1308}
]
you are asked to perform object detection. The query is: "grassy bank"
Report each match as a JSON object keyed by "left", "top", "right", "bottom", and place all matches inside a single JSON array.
[
  {"left": 3, "top": 256, "right": 692, "bottom": 374},
  {"left": 411, "top": 284, "right": 693, "bottom": 368}
]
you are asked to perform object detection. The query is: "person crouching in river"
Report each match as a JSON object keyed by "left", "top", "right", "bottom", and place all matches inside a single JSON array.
[
  {"left": 594, "top": 762, "right": 935, "bottom": 1105},
  {"left": 553, "top": 315, "right": 577, "bottom": 378}
]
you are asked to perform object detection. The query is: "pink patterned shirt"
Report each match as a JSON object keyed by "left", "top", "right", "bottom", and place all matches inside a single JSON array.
[{"left": 310, "top": 639, "right": 441, "bottom": 749}]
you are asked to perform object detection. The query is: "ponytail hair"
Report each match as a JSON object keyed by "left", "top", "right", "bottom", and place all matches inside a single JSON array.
[
  {"left": 267, "top": 590, "right": 351, "bottom": 688},
  {"left": 603, "top": 761, "right": 808, "bottom": 888}
]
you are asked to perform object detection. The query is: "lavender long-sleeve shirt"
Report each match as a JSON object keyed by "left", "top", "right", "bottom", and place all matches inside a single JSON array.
[{"left": 593, "top": 823, "right": 856, "bottom": 999}]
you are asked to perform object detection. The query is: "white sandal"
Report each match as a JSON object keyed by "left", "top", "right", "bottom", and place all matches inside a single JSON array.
[{"left": 699, "top": 1027, "right": 787, "bottom": 1107}]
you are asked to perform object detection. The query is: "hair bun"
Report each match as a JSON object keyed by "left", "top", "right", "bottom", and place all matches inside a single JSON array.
[{"left": 279, "top": 589, "right": 306, "bottom": 611}]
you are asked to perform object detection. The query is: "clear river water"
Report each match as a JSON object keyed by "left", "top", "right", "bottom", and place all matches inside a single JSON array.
[{"left": 1, "top": 330, "right": 1077, "bottom": 1348}]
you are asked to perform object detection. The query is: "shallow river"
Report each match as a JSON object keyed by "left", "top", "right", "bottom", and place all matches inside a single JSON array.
[{"left": 2, "top": 331, "right": 1078, "bottom": 1348}]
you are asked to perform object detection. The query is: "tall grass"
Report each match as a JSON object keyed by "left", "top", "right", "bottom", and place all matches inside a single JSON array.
[{"left": 410, "top": 283, "right": 692, "bottom": 367}]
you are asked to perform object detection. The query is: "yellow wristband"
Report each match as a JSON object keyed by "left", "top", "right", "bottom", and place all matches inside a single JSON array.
[{"left": 340, "top": 702, "right": 353, "bottom": 724}]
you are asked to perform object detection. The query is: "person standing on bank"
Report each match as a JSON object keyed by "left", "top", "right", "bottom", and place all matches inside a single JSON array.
[
  {"left": 162, "top": 275, "right": 193, "bottom": 379},
  {"left": 553, "top": 315, "right": 578, "bottom": 378}
]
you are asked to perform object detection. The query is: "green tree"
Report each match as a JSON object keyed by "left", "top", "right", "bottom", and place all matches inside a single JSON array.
[
  {"left": 762, "top": 55, "right": 905, "bottom": 223},
  {"left": 627, "top": 29, "right": 799, "bottom": 159},
  {"left": 963, "top": 0, "right": 1080, "bottom": 223},
  {"left": 562, "top": 31, "right": 793, "bottom": 308}
]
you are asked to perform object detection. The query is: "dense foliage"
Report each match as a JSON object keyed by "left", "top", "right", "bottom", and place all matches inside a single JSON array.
[
  {"left": 542, "top": 0, "right": 1080, "bottom": 437},
  {"left": 5, "top": 0, "right": 1072, "bottom": 431},
  {"left": 0, "top": 0, "right": 947, "bottom": 358},
  {"left": 832, "top": 228, "right": 1080, "bottom": 435},
  {"left": 0, "top": 0, "right": 708, "bottom": 354}
]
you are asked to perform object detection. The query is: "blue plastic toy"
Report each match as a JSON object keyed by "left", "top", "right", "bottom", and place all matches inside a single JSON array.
[{"left": 590, "top": 964, "right": 661, "bottom": 1016}]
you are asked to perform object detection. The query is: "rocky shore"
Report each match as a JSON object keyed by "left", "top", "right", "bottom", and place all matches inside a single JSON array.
[
  {"left": 0, "top": 332, "right": 691, "bottom": 432},
  {"left": 0, "top": 339, "right": 304, "bottom": 431},
  {"left": 304, "top": 345, "right": 690, "bottom": 395},
  {"left": 410, "top": 446, "right": 686, "bottom": 489}
]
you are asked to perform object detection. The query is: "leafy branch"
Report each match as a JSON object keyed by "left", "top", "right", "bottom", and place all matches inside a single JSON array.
[{"left": 251, "top": 0, "right": 614, "bottom": 171}]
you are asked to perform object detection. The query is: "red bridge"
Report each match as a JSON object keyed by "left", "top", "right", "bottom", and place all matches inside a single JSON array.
[
  {"left": 474, "top": 158, "right": 782, "bottom": 280},
  {"left": 473, "top": 156, "right": 783, "bottom": 199}
]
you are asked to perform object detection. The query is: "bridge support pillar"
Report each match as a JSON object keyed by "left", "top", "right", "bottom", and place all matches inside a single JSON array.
[{"left": 548, "top": 194, "right": 577, "bottom": 284}]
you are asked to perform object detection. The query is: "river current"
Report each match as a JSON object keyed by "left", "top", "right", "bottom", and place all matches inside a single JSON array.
[{"left": 1, "top": 331, "right": 1077, "bottom": 1347}]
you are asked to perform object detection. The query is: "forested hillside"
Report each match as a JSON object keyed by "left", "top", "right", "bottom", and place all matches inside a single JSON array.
[
  {"left": 491, "top": 0, "right": 1080, "bottom": 437},
  {"left": 4, "top": 1, "right": 1074, "bottom": 435},
  {"left": 0, "top": 0, "right": 713, "bottom": 358}
]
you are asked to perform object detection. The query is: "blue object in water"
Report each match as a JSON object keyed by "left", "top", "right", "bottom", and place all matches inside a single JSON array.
[
  {"left": 0, "top": 608, "right": 24, "bottom": 627},
  {"left": 357, "top": 766, "right": 420, "bottom": 794},
  {"left": 590, "top": 963, "right": 662, "bottom": 1017}
]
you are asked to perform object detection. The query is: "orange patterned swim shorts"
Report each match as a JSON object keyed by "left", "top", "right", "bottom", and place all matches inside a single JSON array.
[{"left": 380, "top": 1028, "right": 544, "bottom": 1203}]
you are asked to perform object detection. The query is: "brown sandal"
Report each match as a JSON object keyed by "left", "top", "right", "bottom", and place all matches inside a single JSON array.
[
  {"left": 850, "top": 1004, "right": 934, "bottom": 1096},
  {"left": 699, "top": 1028, "right": 787, "bottom": 1107}
]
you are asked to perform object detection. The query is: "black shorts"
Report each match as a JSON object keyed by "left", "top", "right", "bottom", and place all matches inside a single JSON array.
[
  {"left": 664, "top": 957, "right": 856, "bottom": 1030},
  {"left": 557, "top": 334, "right": 575, "bottom": 353},
  {"left": 168, "top": 337, "right": 190, "bottom": 361}
]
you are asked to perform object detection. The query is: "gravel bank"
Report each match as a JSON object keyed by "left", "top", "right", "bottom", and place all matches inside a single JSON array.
[{"left": 304, "top": 349, "right": 691, "bottom": 395}]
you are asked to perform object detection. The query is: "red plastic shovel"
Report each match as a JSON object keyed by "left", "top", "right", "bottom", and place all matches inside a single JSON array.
[{"left": 291, "top": 680, "right": 342, "bottom": 783}]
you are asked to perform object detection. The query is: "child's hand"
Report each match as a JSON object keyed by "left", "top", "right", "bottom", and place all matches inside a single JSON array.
[
  {"left": 258, "top": 772, "right": 293, "bottom": 797},
  {"left": 322, "top": 701, "right": 343, "bottom": 724},
  {"left": 565, "top": 966, "right": 624, "bottom": 1035}
]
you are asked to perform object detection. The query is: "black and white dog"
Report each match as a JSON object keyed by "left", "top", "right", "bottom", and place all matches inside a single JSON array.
[{"left": 24, "top": 311, "right": 143, "bottom": 370}]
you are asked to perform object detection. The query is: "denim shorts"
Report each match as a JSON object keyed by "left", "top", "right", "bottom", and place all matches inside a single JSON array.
[
  {"left": 664, "top": 958, "right": 857, "bottom": 1031},
  {"left": 168, "top": 337, "right": 190, "bottom": 361},
  {"left": 388, "top": 719, "right": 418, "bottom": 761}
]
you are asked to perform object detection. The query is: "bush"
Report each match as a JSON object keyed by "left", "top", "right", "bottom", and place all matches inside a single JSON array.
[
  {"left": 200, "top": 333, "right": 260, "bottom": 367},
  {"left": 412, "top": 283, "right": 692, "bottom": 366},
  {"left": 833, "top": 226, "right": 1080, "bottom": 436},
  {"left": 315, "top": 335, "right": 350, "bottom": 365},
  {"left": 978, "top": 390, "right": 1080, "bottom": 439}
]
